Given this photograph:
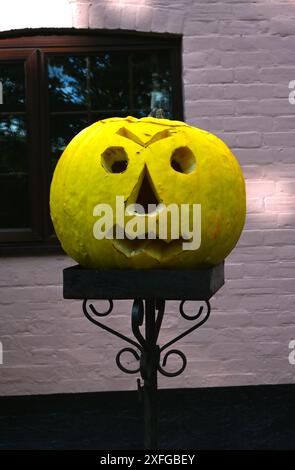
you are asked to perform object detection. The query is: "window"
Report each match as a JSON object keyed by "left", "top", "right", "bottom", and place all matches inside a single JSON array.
[{"left": 0, "top": 31, "right": 183, "bottom": 252}]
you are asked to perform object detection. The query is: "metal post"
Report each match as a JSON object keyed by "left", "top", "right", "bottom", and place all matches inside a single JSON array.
[
  {"left": 81, "top": 295, "right": 212, "bottom": 450},
  {"left": 143, "top": 299, "right": 158, "bottom": 449},
  {"left": 65, "top": 265, "right": 223, "bottom": 449}
]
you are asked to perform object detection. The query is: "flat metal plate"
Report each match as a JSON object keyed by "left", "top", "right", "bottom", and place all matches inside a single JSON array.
[{"left": 63, "top": 263, "right": 224, "bottom": 300}]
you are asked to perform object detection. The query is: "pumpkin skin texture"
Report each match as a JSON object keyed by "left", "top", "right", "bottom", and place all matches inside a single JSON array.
[{"left": 50, "top": 116, "right": 246, "bottom": 269}]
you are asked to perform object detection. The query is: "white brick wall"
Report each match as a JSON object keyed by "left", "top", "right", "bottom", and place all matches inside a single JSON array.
[{"left": 1, "top": 0, "right": 295, "bottom": 395}]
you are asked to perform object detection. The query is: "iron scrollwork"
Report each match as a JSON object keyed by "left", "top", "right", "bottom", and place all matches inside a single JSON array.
[{"left": 82, "top": 297, "right": 211, "bottom": 380}]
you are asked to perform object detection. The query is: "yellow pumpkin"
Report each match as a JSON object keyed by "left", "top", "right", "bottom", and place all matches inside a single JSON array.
[{"left": 50, "top": 116, "right": 246, "bottom": 269}]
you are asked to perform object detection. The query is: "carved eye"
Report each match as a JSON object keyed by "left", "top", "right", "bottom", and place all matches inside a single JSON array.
[
  {"left": 170, "top": 147, "right": 196, "bottom": 174},
  {"left": 101, "top": 147, "right": 128, "bottom": 173}
]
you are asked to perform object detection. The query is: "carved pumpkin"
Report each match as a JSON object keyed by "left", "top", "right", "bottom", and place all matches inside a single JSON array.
[{"left": 50, "top": 116, "right": 246, "bottom": 269}]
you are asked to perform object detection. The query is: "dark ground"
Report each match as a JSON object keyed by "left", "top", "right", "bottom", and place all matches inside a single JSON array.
[{"left": 0, "top": 384, "right": 294, "bottom": 450}]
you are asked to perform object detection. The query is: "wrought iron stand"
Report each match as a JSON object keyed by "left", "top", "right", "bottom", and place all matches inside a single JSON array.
[{"left": 63, "top": 263, "right": 224, "bottom": 450}]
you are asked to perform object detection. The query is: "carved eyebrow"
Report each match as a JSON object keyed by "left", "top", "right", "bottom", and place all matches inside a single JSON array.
[
  {"left": 116, "top": 127, "right": 145, "bottom": 146},
  {"left": 116, "top": 127, "right": 172, "bottom": 147},
  {"left": 146, "top": 129, "right": 172, "bottom": 146}
]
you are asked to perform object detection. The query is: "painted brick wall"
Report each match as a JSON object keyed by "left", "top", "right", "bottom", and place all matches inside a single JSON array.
[{"left": 1, "top": 0, "right": 295, "bottom": 395}]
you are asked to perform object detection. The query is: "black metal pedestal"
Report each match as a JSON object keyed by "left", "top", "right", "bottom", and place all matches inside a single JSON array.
[{"left": 63, "top": 263, "right": 224, "bottom": 449}]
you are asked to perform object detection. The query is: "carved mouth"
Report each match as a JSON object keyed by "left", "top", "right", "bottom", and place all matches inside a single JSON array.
[{"left": 112, "top": 232, "right": 190, "bottom": 262}]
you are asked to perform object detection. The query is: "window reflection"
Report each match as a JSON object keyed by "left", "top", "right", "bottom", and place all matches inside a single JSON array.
[
  {"left": 132, "top": 51, "right": 172, "bottom": 118},
  {"left": 0, "top": 116, "right": 29, "bottom": 228},
  {"left": 48, "top": 56, "right": 88, "bottom": 110},
  {"left": 50, "top": 115, "right": 88, "bottom": 172},
  {"left": 0, "top": 117, "right": 27, "bottom": 172},
  {"left": 0, "top": 62, "right": 25, "bottom": 112},
  {"left": 149, "top": 72, "right": 171, "bottom": 118},
  {"left": 90, "top": 53, "right": 129, "bottom": 111}
]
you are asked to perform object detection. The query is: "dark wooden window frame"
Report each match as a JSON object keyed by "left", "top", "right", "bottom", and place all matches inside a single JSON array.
[{"left": 0, "top": 29, "right": 184, "bottom": 255}]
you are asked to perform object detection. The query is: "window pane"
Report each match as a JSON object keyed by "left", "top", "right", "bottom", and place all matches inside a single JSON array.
[
  {"left": 48, "top": 56, "right": 88, "bottom": 111},
  {"left": 0, "top": 116, "right": 29, "bottom": 228},
  {"left": 90, "top": 53, "right": 129, "bottom": 112},
  {"left": 0, "top": 62, "right": 26, "bottom": 112},
  {"left": 47, "top": 51, "right": 173, "bottom": 117},
  {"left": 90, "top": 111, "right": 127, "bottom": 124},
  {"left": 132, "top": 52, "right": 172, "bottom": 119},
  {"left": 50, "top": 115, "right": 88, "bottom": 172}
]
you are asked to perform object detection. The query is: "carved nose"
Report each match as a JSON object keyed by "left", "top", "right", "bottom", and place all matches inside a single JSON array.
[{"left": 135, "top": 167, "right": 159, "bottom": 213}]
